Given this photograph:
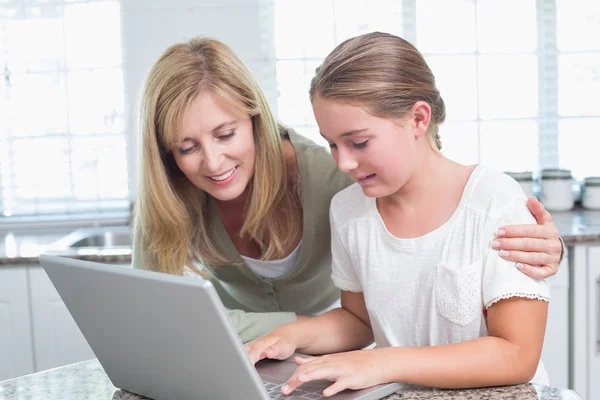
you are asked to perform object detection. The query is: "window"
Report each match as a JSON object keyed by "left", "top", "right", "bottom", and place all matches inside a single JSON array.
[
  {"left": 274, "top": 0, "right": 600, "bottom": 179},
  {"left": 0, "top": 0, "right": 128, "bottom": 217}
]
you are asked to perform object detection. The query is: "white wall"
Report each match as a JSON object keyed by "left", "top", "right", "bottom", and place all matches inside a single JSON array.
[{"left": 120, "top": 0, "right": 277, "bottom": 200}]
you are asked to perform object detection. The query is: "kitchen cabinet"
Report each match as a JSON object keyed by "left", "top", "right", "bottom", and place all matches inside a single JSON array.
[
  {"left": 542, "top": 255, "right": 570, "bottom": 388},
  {"left": 29, "top": 266, "right": 96, "bottom": 372},
  {"left": 587, "top": 246, "right": 600, "bottom": 400},
  {"left": 0, "top": 268, "right": 35, "bottom": 381},
  {"left": 571, "top": 243, "right": 600, "bottom": 399}
]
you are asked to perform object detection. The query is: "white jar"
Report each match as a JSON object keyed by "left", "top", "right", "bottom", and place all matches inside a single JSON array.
[
  {"left": 582, "top": 177, "right": 600, "bottom": 210},
  {"left": 540, "top": 169, "right": 574, "bottom": 211},
  {"left": 505, "top": 171, "right": 534, "bottom": 198}
]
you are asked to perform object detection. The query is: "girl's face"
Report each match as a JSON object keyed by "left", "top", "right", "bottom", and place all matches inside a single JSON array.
[
  {"left": 172, "top": 92, "right": 255, "bottom": 202},
  {"left": 312, "top": 96, "right": 430, "bottom": 198}
]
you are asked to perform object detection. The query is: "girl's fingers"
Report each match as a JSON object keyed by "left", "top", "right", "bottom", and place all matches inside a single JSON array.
[
  {"left": 294, "top": 355, "right": 317, "bottom": 365},
  {"left": 323, "top": 380, "right": 350, "bottom": 397},
  {"left": 283, "top": 365, "right": 338, "bottom": 395}
]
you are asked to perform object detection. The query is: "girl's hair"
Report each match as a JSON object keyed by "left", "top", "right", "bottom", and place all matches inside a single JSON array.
[
  {"left": 134, "top": 37, "right": 302, "bottom": 275},
  {"left": 309, "top": 32, "right": 446, "bottom": 151}
]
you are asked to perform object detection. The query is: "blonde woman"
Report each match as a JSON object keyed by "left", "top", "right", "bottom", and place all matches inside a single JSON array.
[{"left": 133, "top": 37, "right": 564, "bottom": 343}]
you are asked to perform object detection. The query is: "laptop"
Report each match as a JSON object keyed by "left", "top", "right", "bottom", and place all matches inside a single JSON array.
[{"left": 38, "top": 254, "right": 404, "bottom": 400}]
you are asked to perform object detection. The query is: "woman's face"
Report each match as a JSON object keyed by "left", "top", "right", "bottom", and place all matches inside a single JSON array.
[
  {"left": 172, "top": 92, "right": 255, "bottom": 202},
  {"left": 312, "top": 96, "right": 424, "bottom": 199}
]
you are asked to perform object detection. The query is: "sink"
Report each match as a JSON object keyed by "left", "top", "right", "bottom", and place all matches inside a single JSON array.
[
  {"left": 47, "top": 226, "right": 132, "bottom": 255},
  {"left": 67, "top": 230, "right": 131, "bottom": 248}
]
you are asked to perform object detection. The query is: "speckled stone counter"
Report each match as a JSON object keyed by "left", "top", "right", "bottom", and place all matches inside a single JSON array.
[
  {"left": 0, "top": 359, "right": 582, "bottom": 400},
  {"left": 551, "top": 208, "right": 600, "bottom": 244}
]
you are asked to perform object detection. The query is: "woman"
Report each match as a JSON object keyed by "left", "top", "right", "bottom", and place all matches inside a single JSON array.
[{"left": 133, "top": 37, "right": 564, "bottom": 343}]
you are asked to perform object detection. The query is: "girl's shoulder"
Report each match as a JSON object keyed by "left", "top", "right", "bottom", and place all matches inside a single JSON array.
[
  {"left": 470, "top": 165, "right": 528, "bottom": 201},
  {"left": 466, "top": 165, "right": 532, "bottom": 220},
  {"left": 330, "top": 183, "right": 371, "bottom": 224}
]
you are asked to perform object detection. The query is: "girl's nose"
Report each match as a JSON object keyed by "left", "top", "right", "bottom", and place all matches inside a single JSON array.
[{"left": 336, "top": 149, "right": 359, "bottom": 173}]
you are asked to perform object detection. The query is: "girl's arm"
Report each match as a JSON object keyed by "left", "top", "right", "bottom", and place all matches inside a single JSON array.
[
  {"left": 381, "top": 296, "right": 548, "bottom": 388},
  {"left": 245, "top": 291, "right": 372, "bottom": 364},
  {"left": 282, "top": 296, "right": 547, "bottom": 396}
]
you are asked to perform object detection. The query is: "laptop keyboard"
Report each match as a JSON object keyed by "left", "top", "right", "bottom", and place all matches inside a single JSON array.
[{"left": 263, "top": 380, "right": 325, "bottom": 399}]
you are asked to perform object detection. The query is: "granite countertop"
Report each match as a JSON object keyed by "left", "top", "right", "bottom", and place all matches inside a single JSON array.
[
  {"left": 0, "top": 207, "right": 599, "bottom": 266},
  {"left": 0, "top": 359, "right": 582, "bottom": 400}
]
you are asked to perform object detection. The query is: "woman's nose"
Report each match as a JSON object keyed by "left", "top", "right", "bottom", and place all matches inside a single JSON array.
[{"left": 201, "top": 144, "right": 223, "bottom": 172}]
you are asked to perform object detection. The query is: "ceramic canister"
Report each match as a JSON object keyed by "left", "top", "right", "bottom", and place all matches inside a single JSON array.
[
  {"left": 582, "top": 176, "right": 600, "bottom": 210},
  {"left": 540, "top": 168, "right": 574, "bottom": 211}
]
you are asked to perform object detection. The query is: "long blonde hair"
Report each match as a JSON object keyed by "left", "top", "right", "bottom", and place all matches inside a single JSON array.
[
  {"left": 135, "top": 37, "right": 302, "bottom": 275},
  {"left": 309, "top": 32, "right": 446, "bottom": 151}
]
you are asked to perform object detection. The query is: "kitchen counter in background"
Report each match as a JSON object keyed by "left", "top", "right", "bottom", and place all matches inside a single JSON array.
[
  {"left": 0, "top": 359, "right": 583, "bottom": 400},
  {"left": 2, "top": 206, "right": 600, "bottom": 265}
]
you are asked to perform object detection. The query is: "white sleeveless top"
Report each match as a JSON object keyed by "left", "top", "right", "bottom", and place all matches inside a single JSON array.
[{"left": 241, "top": 240, "right": 302, "bottom": 279}]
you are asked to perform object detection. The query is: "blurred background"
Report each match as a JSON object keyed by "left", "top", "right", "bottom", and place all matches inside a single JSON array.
[
  {"left": 0, "top": 0, "right": 598, "bottom": 220},
  {"left": 0, "top": 1, "right": 599, "bottom": 396}
]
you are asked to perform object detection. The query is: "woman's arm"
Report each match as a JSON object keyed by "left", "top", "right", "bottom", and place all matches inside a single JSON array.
[
  {"left": 494, "top": 197, "right": 563, "bottom": 279},
  {"left": 132, "top": 228, "right": 300, "bottom": 343}
]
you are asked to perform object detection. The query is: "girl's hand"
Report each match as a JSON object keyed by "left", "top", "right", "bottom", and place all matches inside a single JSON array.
[
  {"left": 244, "top": 328, "right": 298, "bottom": 365},
  {"left": 282, "top": 350, "right": 388, "bottom": 397},
  {"left": 493, "top": 197, "right": 563, "bottom": 280}
]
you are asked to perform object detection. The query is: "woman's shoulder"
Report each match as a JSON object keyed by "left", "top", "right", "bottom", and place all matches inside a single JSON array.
[{"left": 282, "top": 125, "right": 354, "bottom": 192}]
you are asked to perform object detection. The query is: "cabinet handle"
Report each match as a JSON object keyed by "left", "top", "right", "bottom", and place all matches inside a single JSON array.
[{"left": 597, "top": 277, "right": 600, "bottom": 355}]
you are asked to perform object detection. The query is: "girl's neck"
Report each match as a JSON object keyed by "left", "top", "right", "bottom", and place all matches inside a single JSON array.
[
  {"left": 382, "top": 153, "right": 466, "bottom": 207},
  {"left": 376, "top": 153, "right": 474, "bottom": 239}
]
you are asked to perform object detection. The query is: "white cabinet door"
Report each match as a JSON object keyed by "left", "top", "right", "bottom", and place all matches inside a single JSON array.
[
  {"left": 0, "top": 267, "right": 34, "bottom": 381},
  {"left": 588, "top": 246, "right": 600, "bottom": 400},
  {"left": 29, "top": 266, "right": 95, "bottom": 372},
  {"left": 542, "top": 255, "right": 569, "bottom": 388}
]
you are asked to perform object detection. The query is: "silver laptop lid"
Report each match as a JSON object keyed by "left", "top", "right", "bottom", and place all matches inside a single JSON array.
[{"left": 38, "top": 254, "right": 270, "bottom": 400}]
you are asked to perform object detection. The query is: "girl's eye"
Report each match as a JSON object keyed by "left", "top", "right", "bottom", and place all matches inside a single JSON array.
[
  {"left": 328, "top": 143, "right": 338, "bottom": 149},
  {"left": 217, "top": 130, "right": 236, "bottom": 140},
  {"left": 353, "top": 140, "right": 369, "bottom": 149}
]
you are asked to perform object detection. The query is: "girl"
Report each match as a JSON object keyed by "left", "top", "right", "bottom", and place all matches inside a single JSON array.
[
  {"left": 245, "top": 32, "right": 551, "bottom": 396},
  {"left": 133, "top": 37, "right": 562, "bottom": 344}
]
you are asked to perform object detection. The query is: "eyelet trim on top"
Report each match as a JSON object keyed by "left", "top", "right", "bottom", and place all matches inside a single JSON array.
[
  {"left": 436, "top": 260, "right": 483, "bottom": 326},
  {"left": 485, "top": 293, "right": 550, "bottom": 309}
]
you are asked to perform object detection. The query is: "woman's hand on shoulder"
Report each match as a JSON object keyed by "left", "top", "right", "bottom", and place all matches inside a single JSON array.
[
  {"left": 493, "top": 197, "right": 563, "bottom": 280},
  {"left": 244, "top": 325, "right": 299, "bottom": 365}
]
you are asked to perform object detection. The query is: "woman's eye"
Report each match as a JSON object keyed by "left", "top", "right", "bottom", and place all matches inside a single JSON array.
[
  {"left": 179, "top": 147, "right": 194, "bottom": 155},
  {"left": 353, "top": 140, "right": 369, "bottom": 149},
  {"left": 217, "top": 130, "right": 236, "bottom": 140}
]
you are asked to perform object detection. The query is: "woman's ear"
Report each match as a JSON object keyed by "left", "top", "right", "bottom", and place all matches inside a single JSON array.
[{"left": 410, "top": 101, "right": 432, "bottom": 138}]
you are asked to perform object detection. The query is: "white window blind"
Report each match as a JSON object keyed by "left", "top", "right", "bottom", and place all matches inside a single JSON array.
[
  {"left": 0, "top": 0, "right": 128, "bottom": 217},
  {"left": 274, "top": 0, "right": 600, "bottom": 179}
]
